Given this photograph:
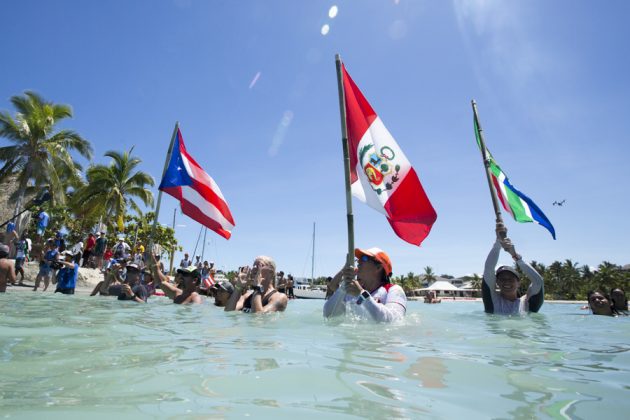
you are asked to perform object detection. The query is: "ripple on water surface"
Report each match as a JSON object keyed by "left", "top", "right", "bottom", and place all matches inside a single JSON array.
[{"left": 1, "top": 294, "right": 629, "bottom": 418}]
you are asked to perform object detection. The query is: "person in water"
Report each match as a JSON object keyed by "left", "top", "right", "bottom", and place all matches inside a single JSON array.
[
  {"left": 224, "top": 256, "right": 287, "bottom": 313},
  {"left": 145, "top": 252, "right": 202, "bottom": 304},
  {"left": 54, "top": 250, "right": 79, "bottom": 295},
  {"left": 211, "top": 280, "right": 234, "bottom": 307},
  {"left": 482, "top": 223, "right": 544, "bottom": 315},
  {"left": 323, "top": 247, "right": 407, "bottom": 322},
  {"left": 610, "top": 288, "right": 628, "bottom": 315},
  {"left": 587, "top": 290, "right": 616, "bottom": 316},
  {"left": 118, "top": 263, "right": 148, "bottom": 303}
]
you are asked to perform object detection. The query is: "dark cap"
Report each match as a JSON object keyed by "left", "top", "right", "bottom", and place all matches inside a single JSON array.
[
  {"left": 177, "top": 265, "right": 200, "bottom": 278},
  {"left": 496, "top": 266, "right": 519, "bottom": 278},
  {"left": 213, "top": 281, "right": 234, "bottom": 294}
]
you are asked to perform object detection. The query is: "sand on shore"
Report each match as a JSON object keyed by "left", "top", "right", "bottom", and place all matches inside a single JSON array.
[{"left": 9, "top": 261, "right": 103, "bottom": 294}]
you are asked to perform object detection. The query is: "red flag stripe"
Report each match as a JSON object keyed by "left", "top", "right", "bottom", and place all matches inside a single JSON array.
[{"left": 342, "top": 64, "right": 377, "bottom": 184}]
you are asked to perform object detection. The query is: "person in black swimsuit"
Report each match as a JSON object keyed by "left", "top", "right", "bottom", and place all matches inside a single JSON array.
[
  {"left": 224, "top": 256, "right": 288, "bottom": 313},
  {"left": 145, "top": 251, "right": 202, "bottom": 304}
]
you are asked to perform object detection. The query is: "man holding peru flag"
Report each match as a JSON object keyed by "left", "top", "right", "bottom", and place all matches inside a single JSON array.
[{"left": 340, "top": 62, "right": 437, "bottom": 246}]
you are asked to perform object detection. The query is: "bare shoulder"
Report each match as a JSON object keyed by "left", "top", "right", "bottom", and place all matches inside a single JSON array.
[{"left": 272, "top": 290, "right": 288, "bottom": 311}]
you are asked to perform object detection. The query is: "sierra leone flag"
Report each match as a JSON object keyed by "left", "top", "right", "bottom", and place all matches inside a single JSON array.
[{"left": 474, "top": 117, "right": 556, "bottom": 239}]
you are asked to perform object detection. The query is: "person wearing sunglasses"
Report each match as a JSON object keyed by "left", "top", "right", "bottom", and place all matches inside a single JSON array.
[
  {"left": 144, "top": 252, "right": 202, "bottom": 304},
  {"left": 483, "top": 222, "right": 544, "bottom": 315},
  {"left": 323, "top": 247, "right": 407, "bottom": 322},
  {"left": 118, "top": 263, "right": 148, "bottom": 303}
]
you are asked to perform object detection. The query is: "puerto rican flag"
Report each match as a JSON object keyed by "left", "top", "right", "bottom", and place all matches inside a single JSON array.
[
  {"left": 159, "top": 128, "right": 235, "bottom": 239},
  {"left": 342, "top": 64, "right": 437, "bottom": 246}
]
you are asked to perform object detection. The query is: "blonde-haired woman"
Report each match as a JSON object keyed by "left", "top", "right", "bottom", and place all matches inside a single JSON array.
[{"left": 225, "top": 256, "right": 288, "bottom": 313}]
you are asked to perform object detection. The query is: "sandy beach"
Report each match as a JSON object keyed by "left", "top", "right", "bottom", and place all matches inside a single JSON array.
[{"left": 8, "top": 261, "right": 102, "bottom": 294}]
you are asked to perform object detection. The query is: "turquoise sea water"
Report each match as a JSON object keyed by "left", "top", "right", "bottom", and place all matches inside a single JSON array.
[{"left": 1, "top": 294, "right": 629, "bottom": 419}]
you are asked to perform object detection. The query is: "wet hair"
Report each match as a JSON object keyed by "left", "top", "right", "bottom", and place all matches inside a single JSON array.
[
  {"left": 610, "top": 288, "right": 628, "bottom": 310},
  {"left": 255, "top": 255, "right": 276, "bottom": 273},
  {"left": 0, "top": 249, "right": 8, "bottom": 259},
  {"left": 587, "top": 290, "right": 617, "bottom": 315},
  {"left": 378, "top": 265, "right": 391, "bottom": 285}
]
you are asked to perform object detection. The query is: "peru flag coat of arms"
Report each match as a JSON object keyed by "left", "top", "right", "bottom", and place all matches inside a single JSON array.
[{"left": 341, "top": 64, "right": 437, "bottom": 246}]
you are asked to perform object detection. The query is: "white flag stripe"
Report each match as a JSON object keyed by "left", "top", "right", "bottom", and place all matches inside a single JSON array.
[
  {"left": 181, "top": 186, "right": 235, "bottom": 231},
  {"left": 352, "top": 117, "right": 411, "bottom": 217},
  {"left": 180, "top": 153, "right": 228, "bottom": 202}
]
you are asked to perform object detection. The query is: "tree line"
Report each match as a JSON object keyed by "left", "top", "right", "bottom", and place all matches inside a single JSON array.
[{"left": 0, "top": 91, "right": 176, "bottom": 250}]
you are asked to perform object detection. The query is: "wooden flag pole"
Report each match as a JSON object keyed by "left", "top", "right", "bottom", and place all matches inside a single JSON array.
[
  {"left": 149, "top": 122, "right": 179, "bottom": 248},
  {"left": 471, "top": 100, "right": 506, "bottom": 236},
  {"left": 335, "top": 54, "right": 356, "bottom": 268}
]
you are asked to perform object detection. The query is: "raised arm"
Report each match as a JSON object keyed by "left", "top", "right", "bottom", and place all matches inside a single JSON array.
[
  {"left": 145, "top": 251, "right": 179, "bottom": 300},
  {"left": 224, "top": 269, "right": 249, "bottom": 312},
  {"left": 518, "top": 259, "right": 544, "bottom": 312},
  {"left": 483, "top": 241, "right": 501, "bottom": 291}
]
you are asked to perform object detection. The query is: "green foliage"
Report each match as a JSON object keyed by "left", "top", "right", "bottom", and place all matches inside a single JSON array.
[
  {"left": 71, "top": 148, "right": 154, "bottom": 231},
  {"left": 124, "top": 212, "right": 180, "bottom": 257},
  {"left": 533, "top": 259, "right": 630, "bottom": 300},
  {"left": 0, "top": 91, "right": 92, "bottom": 212}
]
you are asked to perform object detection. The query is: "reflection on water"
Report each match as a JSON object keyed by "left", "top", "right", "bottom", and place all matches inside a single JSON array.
[{"left": 1, "top": 295, "right": 629, "bottom": 418}]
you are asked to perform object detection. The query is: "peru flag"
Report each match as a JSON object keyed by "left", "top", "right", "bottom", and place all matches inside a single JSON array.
[
  {"left": 341, "top": 64, "right": 437, "bottom": 246},
  {"left": 159, "top": 128, "right": 235, "bottom": 239}
]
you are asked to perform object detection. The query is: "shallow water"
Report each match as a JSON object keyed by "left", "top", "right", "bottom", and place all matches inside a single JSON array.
[{"left": 1, "top": 294, "right": 629, "bottom": 419}]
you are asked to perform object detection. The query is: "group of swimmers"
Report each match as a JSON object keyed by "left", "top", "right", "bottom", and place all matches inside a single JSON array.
[{"left": 1, "top": 224, "right": 627, "bottom": 320}]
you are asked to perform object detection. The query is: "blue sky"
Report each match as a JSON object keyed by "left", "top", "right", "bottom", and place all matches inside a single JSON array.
[{"left": 2, "top": 0, "right": 629, "bottom": 278}]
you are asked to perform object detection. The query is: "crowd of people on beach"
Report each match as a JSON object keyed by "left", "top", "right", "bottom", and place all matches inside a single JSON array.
[{"left": 0, "top": 220, "right": 628, "bottom": 320}]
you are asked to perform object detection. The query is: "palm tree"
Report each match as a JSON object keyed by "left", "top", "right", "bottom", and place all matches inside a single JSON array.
[
  {"left": 423, "top": 266, "right": 437, "bottom": 284},
  {"left": 72, "top": 149, "right": 154, "bottom": 232},
  {"left": 0, "top": 91, "right": 92, "bottom": 228}
]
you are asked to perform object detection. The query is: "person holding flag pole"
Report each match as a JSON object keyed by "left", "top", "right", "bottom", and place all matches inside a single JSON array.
[
  {"left": 472, "top": 100, "right": 545, "bottom": 315},
  {"left": 324, "top": 55, "right": 428, "bottom": 322}
]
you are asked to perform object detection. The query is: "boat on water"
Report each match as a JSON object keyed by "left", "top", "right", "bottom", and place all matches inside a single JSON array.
[
  {"left": 292, "top": 222, "right": 327, "bottom": 299},
  {"left": 293, "top": 283, "right": 327, "bottom": 299}
]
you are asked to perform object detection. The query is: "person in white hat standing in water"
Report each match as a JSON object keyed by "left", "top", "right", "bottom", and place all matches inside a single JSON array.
[
  {"left": 324, "top": 247, "right": 407, "bottom": 322},
  {"left": 483, "top": 222, "right": 544, "bottom": 315}
]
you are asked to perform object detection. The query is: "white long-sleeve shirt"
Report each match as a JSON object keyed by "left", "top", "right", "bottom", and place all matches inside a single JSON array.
[
  {"left": 323, "top": 283, "right": 407, "bottom": 322},
  {"left": 482, "top": 241, "right": 544, "bottom": 314}
]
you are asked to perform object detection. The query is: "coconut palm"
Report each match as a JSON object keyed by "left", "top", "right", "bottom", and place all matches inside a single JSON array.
[
  {"left": 423, "top": 266, "right": 437, "bottom": 284},
  {"left": 0, "top": 91, "right": 92, "bottom": 226},
  {"left": 72, "top": 149, "right": 154, "bottom": 232}
]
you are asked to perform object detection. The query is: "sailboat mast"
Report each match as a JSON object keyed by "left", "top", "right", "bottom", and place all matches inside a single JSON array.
[{"left": 311, "top": 222, "right": 315, "bottom": 283}]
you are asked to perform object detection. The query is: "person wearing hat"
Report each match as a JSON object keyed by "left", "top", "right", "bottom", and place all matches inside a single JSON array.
[
  {"left": 54, "top": 250, "right": 80, "bottom": 295},
  {"left": 33, "top": 239, "right": 60, "bottom": 291},
  {"left": 0, "top": 243, "right": 16, "bottom": 292},
  {"left": 118, "top": 262, "right": 148, "bottom": 303},
  {"left": 483, "top": 223, "right": 544, "bottom": 314},
  {"left": 225, "top": 256, "right": 288, "bottom": 313},
  {"left": 145, "top": 252, "right": 202, "bottom": 304},
  {"left": 323, "top": 247, "right": 407, "bottom": 322},
  {"left": 211, "top": 281, "right": 234, "bottom": 307}
]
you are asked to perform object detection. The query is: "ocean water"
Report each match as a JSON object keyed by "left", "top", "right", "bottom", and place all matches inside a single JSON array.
[{"left": 0, "top": 294, "right": 628, "bottom": 419}]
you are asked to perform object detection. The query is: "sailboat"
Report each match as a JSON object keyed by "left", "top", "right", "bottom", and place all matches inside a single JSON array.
[{"left": 293, "top": 222, "right": 327, "bottom": 299}]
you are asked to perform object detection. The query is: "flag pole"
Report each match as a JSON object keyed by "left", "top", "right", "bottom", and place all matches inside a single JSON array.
[
  {"left": 149, "top": 122, "right": 179, "bottom": 248},
  {"left": 471, "top": 100, "right": 506, "bottom": 236},
  {"left": 335, "top": 54, "right": 355, "bottom": 268}
]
